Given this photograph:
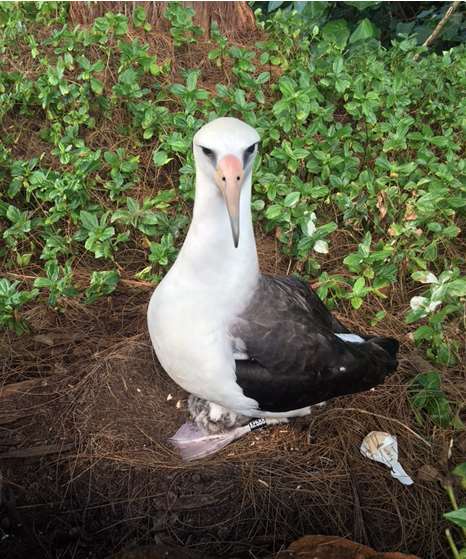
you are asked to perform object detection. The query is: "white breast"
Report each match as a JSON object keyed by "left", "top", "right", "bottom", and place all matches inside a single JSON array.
[
  {"left": 147, "top": 162, "right": 261, "bottom": 415},
  {"left": 147, "top": 263, "right": 259, "bottom": 415}
]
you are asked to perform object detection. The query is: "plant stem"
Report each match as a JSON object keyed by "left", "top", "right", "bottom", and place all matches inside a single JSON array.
[
  {"left": 445, "top": 483, "right": 466, "bottom": 540},
  {"left": 446, "top": 483, "right": 459, "bottom": 511},
  {"left": 445, "top": 528, "right": 460, "bottom": 559},
  {"left": 413, "top": 1, "right": 462, "bottom": 61}
]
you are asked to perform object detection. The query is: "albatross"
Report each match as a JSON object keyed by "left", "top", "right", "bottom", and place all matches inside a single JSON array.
[{"left": 148, "top": 117, "right": 398, "bottom": 459}]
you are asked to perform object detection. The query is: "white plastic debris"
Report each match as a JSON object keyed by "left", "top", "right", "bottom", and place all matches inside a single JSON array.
[{"left": 360, "top": 431, "right": 414, "bottom": 486}]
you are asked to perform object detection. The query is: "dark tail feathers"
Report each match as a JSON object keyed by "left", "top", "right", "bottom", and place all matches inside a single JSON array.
[{"left": 369, "top": 336, "right": 399, "bottom": 359}]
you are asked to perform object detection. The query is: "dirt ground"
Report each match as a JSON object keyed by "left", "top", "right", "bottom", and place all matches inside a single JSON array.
[{"left": 1, "top": 241, "right": 464, "bottom": 559}]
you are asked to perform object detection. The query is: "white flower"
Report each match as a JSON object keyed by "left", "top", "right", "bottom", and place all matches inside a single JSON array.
[{"left": 313, "top": 240, "right": 329, "bottom": 254}]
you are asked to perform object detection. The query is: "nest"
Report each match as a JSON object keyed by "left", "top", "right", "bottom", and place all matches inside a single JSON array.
[{"left": 1, "top": 243, "right": 463, "bottom": 559}]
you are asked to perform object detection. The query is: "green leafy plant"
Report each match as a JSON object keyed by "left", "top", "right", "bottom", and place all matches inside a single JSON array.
[
  {"left": 164, "top": 3, "right": 202, "bottom": 47},
  {"left": 111, "top": 197, "right": 161, "bottom": 236},
  {"left": 103, "top": 148, "right": 139, "bottom": 201},
  {"left": 33, "top": 260, "right": 79, "bottom": 307},
  {"left": 409, "top": 371, "right": 459, "bottom": 429},
  {"left": 254, "top": 1, "right": 466, "bottom": 48},
  {"left": 0, "top": 278, "right": 38, "bottom": 334},
  {"left": 148, "top": 233, "right": 177, "bottom": 268},
  {"left": 407, "top": 270, "right": 465, "bottom": 365},
  {"left": 132, "top": 6, "right": 151, "bottom": 30},
  {"left": 443, "top": 463, "right": 466, "bottom": 559},
  {"left": 85, "top": 270, "right": 120, "bottom": 304},
  {"left": 77, "top": 211, "right": 124, "bottom": 259},
  {"left": 2, "top": 204, "right": 32, "bottom": 250}
]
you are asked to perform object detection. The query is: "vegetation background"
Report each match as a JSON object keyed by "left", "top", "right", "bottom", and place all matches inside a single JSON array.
[{"left": 0, "top": 2, "right": 464, "bottom": 558}]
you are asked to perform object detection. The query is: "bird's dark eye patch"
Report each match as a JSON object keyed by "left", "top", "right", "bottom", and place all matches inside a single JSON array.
[
  {"left": 243, "top": 142, "right": 258, "bottom": 167},
  {"left": 201, "top": 146, "right": 214, "bottom": 157}
]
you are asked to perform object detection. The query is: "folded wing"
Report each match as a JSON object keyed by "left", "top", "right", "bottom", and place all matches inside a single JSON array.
[{"left": 231, "top": 275, "right": 398, "bottom": 412}]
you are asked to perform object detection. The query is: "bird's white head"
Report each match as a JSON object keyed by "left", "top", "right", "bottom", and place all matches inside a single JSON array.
[{"left": 193, "top": 117, "right": 260, "bottom": 248}]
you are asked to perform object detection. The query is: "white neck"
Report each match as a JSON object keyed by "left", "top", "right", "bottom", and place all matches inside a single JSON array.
[{"left": 173, "top": 167, "right": 259, "bottom": 289}]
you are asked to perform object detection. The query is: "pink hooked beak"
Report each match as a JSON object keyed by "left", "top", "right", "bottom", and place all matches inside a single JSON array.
[{"left": 215, "top": 155, "right": 244, "bottom": 248}]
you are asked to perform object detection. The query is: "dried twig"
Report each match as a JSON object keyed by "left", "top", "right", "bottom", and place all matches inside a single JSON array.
[
  {"left": 330, "top": 407, "right": 432, "bottom": 448},
  {"left": 413, "top": 1, "right": 461, "bottom": 61},
  {"left": 0, "top": 442, "right": 74, "bottom": 459},
  {"left": 4, "top": 271, "right": 155, "bottom": 289},
  {"left": 0, "top": 378, "right": 47, "bottom": 399}
]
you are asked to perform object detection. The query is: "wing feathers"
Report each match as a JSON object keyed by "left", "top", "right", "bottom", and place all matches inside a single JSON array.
[{"left": 232, "top": 274, "right": 398, "bottom": 412}]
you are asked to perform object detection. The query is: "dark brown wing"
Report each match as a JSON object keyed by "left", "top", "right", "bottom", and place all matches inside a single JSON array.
[{"left": 231, "top": 275, "right": 398, "bottom": 412}]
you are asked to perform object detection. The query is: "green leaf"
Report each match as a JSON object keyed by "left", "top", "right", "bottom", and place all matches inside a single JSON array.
[
  {"left": 141, "top": 212, "right": 159, "bottom": 225},
  {"left": 186, "top": 70, "right": 199, "bottom": 91},
  {"left": 335, "top": 78, "right": 350, "bottom": 93},
  {"left": 90, "top": 77, "right": 104, "bottom": 95},
  {"left": 410, "top": 372, "right": 454, "bottom": 427},
  {"left": 152, "top": 150, "right": 172, "bottom": 167},
  {"left": 110, "top": 209, "right": 128, "bottom": 223},
  {"left": 85, "top": 270, "right": 120, "bottom": 304},
  {"left": 448, "top": 278, "right": 466, "bottom": 297},
  {"left": 80, "top": 211, "right": 98, "bottom": 231},
  {"left": 322, "top": 20, "right": 350, "bottom": 48},
  {"left": 126, "top": 197, "right": 139, "bottom": 213},
  {"left": 412, "top": 371, "right": 441, "bottom": 392},
  {"left": 444, "top": 508, "right": 466, "bottom": 529},
  {"left": 283, "top": 191, "right": 300, "bottom": 208},
  {"left": 6, "top": 205, "right": 21, "bottom": 222},
  {"left": 343, "top": 253, "right": 363, "bottom": 272},
  {"left": 443, "top": 225, "right": 460, "bottom": 238},
  {"left": 170, "top": 83, "right": 186, "bottom": 97},
  {"left": 424, "top": 242, "right": 438, "bottom": 262},
  {"left": 353, "top": 276, "right": 365, "bottom": 296},
  {"left": 350, "top": 18, "right": 378, "bottom": 43},
  {"left": 252, "top": 199, "right": 265, "bottom": 211},
  {"left": 278, "top": 76, "right": 296, "bottom": 97},
  {"left": 411, "top": 271, "right": 438, "bottom": 284},
  {"left": 332, "top": 56, "right": 344, "bottom": 75},
  {"left": 413, "top": 325, "right": 433, "bottom": 343},
  {"left": 256, "top": 72, "right": 270, "bottom": 85},
  {"left": 265, "top": 204, "right": 283, "bottom": 220},
  {"left": 33, "top": 277, "right": 53, "bottom": 288},
  {"left": 452, "top": 462, "right": 466, "bottom": 481},
  {"left": 132, "top": 6, "right": 147, "bottom": 27}
]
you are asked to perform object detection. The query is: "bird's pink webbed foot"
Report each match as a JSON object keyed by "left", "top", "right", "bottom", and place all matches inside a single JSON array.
[{"left": 169, "top": 396, "right": 264, "bottom": 461}]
